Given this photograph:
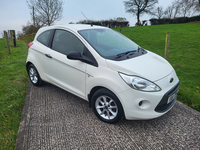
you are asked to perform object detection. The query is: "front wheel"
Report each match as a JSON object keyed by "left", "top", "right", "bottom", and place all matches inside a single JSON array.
[
  {"left": 91, "top": 88, "right": 124, "bottom": 124},
  {"left": 28, "top": 64, "right": 43, "bottom": 86}
]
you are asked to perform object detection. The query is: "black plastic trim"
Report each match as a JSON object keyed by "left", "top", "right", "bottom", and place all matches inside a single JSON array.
[
  {"left": 45, "top": 54, "right": 52, "bottom": 58},
  {"left": 83, "top": 47, "right": 98, "bottom": 67},
  {"left": 155, "top": 82, "right": 179, "bottom": 113},
  {"left": 113, "top": 48, "right": 147, "bottom": 61},
  {"left": 48, "top": 29, "right": 56, "bottom": 48}
]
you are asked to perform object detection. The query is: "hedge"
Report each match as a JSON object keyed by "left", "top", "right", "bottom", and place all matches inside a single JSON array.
[{"left": 149, "top": 15, "right": 200, "bottom": 25}]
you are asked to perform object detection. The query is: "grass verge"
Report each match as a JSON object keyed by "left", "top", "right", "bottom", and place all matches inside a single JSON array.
[
  {"left": 0, "top": 38, "right": 29, "bottom": 149},
  {"left": 114, "top": 22, "right": 200, "bottom": 111}
]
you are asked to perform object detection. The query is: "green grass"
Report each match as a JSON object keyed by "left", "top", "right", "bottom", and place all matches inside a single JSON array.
[
  {"left": 19, "top": 36, "right": 34, "bottom": 44},
  {"left": 0, "top": 38, "right": 29, "bottom": 149},
  {"left": 114, "top": 22, "right": 200, "bottom": 111}
]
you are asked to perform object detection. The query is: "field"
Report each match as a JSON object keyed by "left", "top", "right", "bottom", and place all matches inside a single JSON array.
[
  {"left": 114, "top": 22, "right": 200, "bottom": 111},
  {"left": 0, "top": 22, "right": 199, "bottom": 149},
  {"left": 0, "top": 39, "right": 28, "bottom": 149}
]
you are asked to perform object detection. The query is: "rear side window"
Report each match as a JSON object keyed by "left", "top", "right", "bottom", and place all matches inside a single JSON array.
[{"left": 37, "top": 30, "right": 51, "bottom": 46}]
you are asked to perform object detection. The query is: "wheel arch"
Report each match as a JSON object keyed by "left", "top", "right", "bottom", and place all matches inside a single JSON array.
[
  {"left": 89, "top": 87, "right": 125, "bottom": 123},
  {"left": 26, "top": 59, "right": 45, "bottom": 81},
  {"left": 88, "top": 86, "right": 103, "bottom": 108},
  {"left": 26, "top": 61, "right": 33, "bottom": 72},
  {"left": 88, "top": 86, "right": 122, "bottom": 109}
]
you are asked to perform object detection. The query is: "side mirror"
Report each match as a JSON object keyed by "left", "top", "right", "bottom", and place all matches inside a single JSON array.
[
  {"left": 67, "top": 51, "right": 82, "bottom": 60},
  {"left": 67, "top": 51, "right": 91, "bottom": 64},
  {"left": 67, "top": 50, "right": 98, "bottom": 67}
]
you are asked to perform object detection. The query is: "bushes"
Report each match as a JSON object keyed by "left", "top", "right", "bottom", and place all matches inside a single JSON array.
[
  {"left": 76, "top": 20, "right": 102, "bottom": 26},
  {"left": 188, "top": 15, "right": 200, "bottom": 22},
  {"left": 173, "top": 17, "right": 189, "bottom": 24},
  {"left": 76, "top": 19, "right": 129, "bottom": 28},
  {"left": 149, "top": 18, "right": 172, "bottom": 25},
  {"left": 101, "top": 21, "right": 129, "bottom": 28},
  {"left": 149, "top": 15, "right": 200, "bottom": 25}
]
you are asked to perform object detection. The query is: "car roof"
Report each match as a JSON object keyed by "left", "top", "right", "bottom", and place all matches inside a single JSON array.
[
  {"left": 35, "top": 24, "right": 108, "bottom": 40},
  {"left": 55, "top": 24, "right": 107, "bottom": 31},
  {"left": 39, "top": 24, "right": 107, "bottom": 32}
]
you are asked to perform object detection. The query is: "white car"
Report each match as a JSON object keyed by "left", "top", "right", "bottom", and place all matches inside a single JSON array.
[{"left": 26, "top": 24, "right": 179, "bottom": 123}]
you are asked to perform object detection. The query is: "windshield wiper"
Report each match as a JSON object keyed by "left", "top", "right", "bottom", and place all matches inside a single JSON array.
[
  {"left": 138, "top": 46, "right": 146, "bottom": 54},
  {"left": 116, "top": 50, "right": 137, "bottom": 58}
]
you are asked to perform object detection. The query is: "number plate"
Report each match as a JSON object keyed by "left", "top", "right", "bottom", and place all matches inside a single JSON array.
[{"left": 167, "top": 90, "right": 178, "bottom": 104}]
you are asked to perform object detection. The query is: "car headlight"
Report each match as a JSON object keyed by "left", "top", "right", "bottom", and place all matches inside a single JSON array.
[{"left": 119, "top": 73, "right": 161, "bottom": 92}]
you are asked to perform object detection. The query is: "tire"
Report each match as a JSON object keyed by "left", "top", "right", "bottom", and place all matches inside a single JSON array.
[
  {"left": 28, "top": 64, "right": 43, "bottom": 86},
  {"left": 91, "top": 88, "right": 124, "bottom": 124}
]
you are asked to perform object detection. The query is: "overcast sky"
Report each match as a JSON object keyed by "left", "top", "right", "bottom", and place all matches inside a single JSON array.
[{"left": 0, "top": 0, "right": 174, "bottom": 38}]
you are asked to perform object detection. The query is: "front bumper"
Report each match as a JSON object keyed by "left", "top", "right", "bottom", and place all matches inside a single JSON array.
[
  {"left": 155, "top": 83, "right": 179, "bottom": 113},
  {"left": 116, "top": 71, "right": 179, "bottom": 120}
]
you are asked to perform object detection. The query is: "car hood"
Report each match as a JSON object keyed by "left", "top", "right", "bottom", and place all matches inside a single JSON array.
[{"left": 106, "top": 51, "right": 173, "bottom": 82}]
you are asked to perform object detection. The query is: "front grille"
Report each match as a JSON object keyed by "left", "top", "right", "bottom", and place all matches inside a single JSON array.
[{"left": 155, "top": 82, "right": 179, "bottom": 113}]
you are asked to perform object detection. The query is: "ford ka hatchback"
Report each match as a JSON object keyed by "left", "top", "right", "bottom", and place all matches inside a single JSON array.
[{"left": 26, "top": 24, "right": 179, "bottom": 123}]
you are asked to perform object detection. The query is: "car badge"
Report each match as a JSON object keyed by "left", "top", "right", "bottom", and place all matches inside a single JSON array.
[{"left": 170, "top": 78, "right": 174, "bottom": 83}]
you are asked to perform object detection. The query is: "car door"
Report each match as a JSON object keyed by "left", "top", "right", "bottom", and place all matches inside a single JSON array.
[
  {"left": 31, "top": 30, "right": 52, "bottom": 78},
  {"left": 45, "top": 29, "right": 86, "bottom": 99}
]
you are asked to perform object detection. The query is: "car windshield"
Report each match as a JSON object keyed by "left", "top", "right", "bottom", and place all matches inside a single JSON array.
[{"left": 78, "top": 29, "right": 138, "bottom": 58}]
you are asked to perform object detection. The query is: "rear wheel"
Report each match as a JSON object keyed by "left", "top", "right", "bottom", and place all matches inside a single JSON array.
[
  {"left": 91, "top": 88, "right": 124, "bottom": 124},
  {"left": 28, "top": 64, "right": 43, "bottom": 86}
]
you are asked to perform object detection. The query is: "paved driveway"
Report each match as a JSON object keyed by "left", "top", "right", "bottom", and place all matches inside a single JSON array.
[{"left": 16, "top": 82, "right": 200, "bottom": 149}]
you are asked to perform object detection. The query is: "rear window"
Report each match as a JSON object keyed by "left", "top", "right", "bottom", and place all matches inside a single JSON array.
[{"left": 37, "top": 30, "right": 51, "bottom": 46}]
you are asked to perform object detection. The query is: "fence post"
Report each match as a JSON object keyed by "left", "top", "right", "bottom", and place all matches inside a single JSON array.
[
  {"left": 3, "top": 31, "right": 11, "bottom": 54},
  {"left": 119, "top": 29, "right": 122, "bottom": 33},
  {"left": 10, "top": 30, "right": 17, "bottom": 47},
  {"left": 165, "top": 32, "right": 170, "bottom": 60}
]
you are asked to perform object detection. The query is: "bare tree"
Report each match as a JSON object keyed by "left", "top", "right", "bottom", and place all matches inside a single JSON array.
[
  {"left": 27, "top": 0, "right": 64, "bottom": 26},
  {"left": 152, "top": 6, "right": 164, "bottom": 19},
  {"left": 179, "top": 0, "right": 195, "bottom": 17},
  {"left": 193, "top": 0, "right": 200, "bottom": 14},
  {"left": 164, "top": 1, "right": 181, "bottom": 19},
  {"left": 124, "top": 0, "right": 158, "bottom": 25},
  {"left": 164, "top": 5, "right": 174, "bottom": 19},
  {"left": 172, "top": 0, "right": 181, "bottom": 18}
]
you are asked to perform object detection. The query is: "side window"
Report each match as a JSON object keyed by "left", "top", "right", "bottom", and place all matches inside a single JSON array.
[
  {"left": 52, "top": 30, "right": 85, "bottom": 55},
  {"left": 37, "top": 30, "right": 51, "bottom": 46}
]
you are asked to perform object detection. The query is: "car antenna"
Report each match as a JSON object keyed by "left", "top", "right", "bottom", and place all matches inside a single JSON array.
[{"left": 81, "top": 12, "right": 93, "bottom": 27}]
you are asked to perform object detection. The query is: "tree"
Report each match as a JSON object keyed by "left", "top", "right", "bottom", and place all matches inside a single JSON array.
[
  {"left": 179, "top": 0, "right": 195, "bottom": 17},
  {"left": 115, "top": 17, "right": 127, "bottom": 22},
  {"left": 193, "top": 0, "right": 200, "bottom": 14},
  {"left": 27, "top": 0, "right": 64, "bottom": 26},
  {"left": 124, "top": 0, "right": 158, "bottom": 25},
  {"left": 172, "top": 0, "right": 181, "bottom": 19},
  {"left": 164, "top": 1, "right": 181, "bottom": 19},
  {"left": 22, "top": 21, "right": 40, "bottom": 35},
  {"left": 164, "top": 6, "right": 174, "bottom": 19},
  {"left": 152, "top": 6, "right": 164, "bottom": 19}
]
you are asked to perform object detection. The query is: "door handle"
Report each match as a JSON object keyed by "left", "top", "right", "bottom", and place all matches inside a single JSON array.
[{"left": 45, "top": 54, "right": 52, "bottom": 58}]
